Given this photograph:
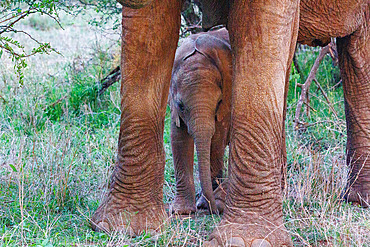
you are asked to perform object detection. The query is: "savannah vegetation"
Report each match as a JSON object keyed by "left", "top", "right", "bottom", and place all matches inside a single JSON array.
[{"left": 0, "top": 1, "right": 369, "bottom": 246}]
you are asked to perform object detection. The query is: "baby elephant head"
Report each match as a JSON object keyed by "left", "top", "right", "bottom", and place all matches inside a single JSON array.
[
  {"left": 170, "top": 30, "right": 232, "bottom": 135},
  {"left": 170, "top": 28, "right": 232, "bottom": 214}
]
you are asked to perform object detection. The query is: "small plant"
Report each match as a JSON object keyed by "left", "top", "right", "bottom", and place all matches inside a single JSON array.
[{"left": 0, "top": 1, "right": 61, "bottom": 84}]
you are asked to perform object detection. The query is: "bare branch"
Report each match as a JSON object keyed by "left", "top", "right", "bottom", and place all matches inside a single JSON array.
[
  {"left": 329, "top": 79, "right": 342, "bottom": 91},
  {"left": 38, "top": 9, "right": 64, "bottom": 30},
  {"left": 98, "top": 66, "right": 121, "bottom": 95},
  {"left": 8, "top": 28, "right": 42, "bottom": 45},
  {"left": 294, "top": 44, "right": 331, "bottom": 130}
]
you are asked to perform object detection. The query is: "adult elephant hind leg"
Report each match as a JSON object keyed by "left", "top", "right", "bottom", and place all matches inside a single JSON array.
[
  {"left": 206, "top": 0, "right": 299, "bottom": 246},
  {"left": 338, "top": 15, "right": 370, "bottom": 208},
  {"left": 91, "top": 0, "right": 182, "bottom": 235}
]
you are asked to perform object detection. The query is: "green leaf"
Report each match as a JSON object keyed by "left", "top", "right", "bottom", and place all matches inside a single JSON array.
[{"left": 8, "top": 164, "right": 17, "bottom": 172}]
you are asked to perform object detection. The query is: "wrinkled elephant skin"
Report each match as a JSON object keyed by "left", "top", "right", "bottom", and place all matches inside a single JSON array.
[
  {"left": 91, "top": 0, "right": 370, "bottom": 246},
  {"left": 169, "top": 28, "right": 231, "bottom": 215},
  {"left": 116, "top": 0, "right": 152, "bottom": 9}
]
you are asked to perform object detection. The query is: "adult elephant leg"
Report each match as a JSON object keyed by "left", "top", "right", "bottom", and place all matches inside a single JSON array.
[
  {"left": 209, "top": 124, "right": 228, "bottom": 188},
  {"left": 338, "top": 17, "right": 370, "bottom": 207},
  {"left": 116, "top": 0, "right": 152, "bottom": 9},
  {"left": 206, "top": 1, "right": 299, "bottom": 246},
  {"left": 91, "top": 0, "right": 181, "bottom": 235},
  {"left": 171, "top": 122, "right": 196, "bottom": 214}
]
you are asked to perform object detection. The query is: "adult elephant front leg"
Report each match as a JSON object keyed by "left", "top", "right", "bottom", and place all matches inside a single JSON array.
[
  {"left": 91, "top": 0, "right": 181, "bottom": 235},
  {"left": 206, "top": 1, "right": 299, "bottom": 246},
  {"left": 338, "top": 14, "right": 370, "bottom": 207}
]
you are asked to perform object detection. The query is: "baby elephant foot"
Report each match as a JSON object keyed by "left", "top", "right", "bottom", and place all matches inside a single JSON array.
[
  {"left": 196, "top": 195, "right": 220, "bottom": 214},
  {"left": 91, "top": 192, "right": 168, "bottom": 236},
  {"left": 204, "top": 219, "right": 292, "bottom": 247},
  {"left": 196, "top": 194, "right": 209, "bottom": 210},
  {"left": 197, "top": 181, "right": 227, "bottom": 214},
  {"left": 171, "top": 196, "right": 196, "bottom": 215}
]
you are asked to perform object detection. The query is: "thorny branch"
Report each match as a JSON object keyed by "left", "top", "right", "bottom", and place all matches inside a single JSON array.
[{"left": 294, "top": 41, "right": 339, "bottom": 131}]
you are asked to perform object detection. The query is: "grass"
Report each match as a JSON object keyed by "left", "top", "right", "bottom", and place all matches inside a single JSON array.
[{"left": 1, "top": 13, "right": 369, "bottom": 247}]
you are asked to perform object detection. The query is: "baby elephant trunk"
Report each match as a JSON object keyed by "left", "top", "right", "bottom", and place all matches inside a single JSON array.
[{"left": 194, "top": 135, "right": 218, "bottom": 214}]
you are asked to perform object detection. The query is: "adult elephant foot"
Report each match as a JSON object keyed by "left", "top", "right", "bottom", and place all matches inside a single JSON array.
[
  {"left": 171, "top": 196, "right": 196, "bottom": 215},
  {"left": 204, "top": 218, "right": 292, "bottom": 247},
  {"left": 343, "top": 156, "right": 370, "bottom": 207},
  {"left": 345, "top": 186, "right": 370, "bottom": 208},
  {"left": 91, "top": 192, "right": 168, "bottom": 235}
]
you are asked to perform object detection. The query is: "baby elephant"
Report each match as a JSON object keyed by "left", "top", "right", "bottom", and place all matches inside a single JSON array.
[{"left": 169, "top": 28, "right": 231, "bottom": 214}]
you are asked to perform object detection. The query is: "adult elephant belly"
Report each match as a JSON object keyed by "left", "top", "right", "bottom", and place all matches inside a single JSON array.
[{"left": 298, "top": 0, "right": 367, "bottom": 46}]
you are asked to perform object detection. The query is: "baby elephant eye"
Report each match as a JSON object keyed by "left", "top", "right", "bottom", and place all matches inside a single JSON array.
[{"left": 178, "top": 102, "right": 185, "bottom": 112}]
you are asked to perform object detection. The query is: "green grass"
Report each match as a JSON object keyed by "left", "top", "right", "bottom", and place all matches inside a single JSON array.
[{"left": 1, "top": 14, "right": 369, "bottom": 246}]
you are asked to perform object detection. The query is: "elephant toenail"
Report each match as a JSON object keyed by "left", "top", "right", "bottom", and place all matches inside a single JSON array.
[
  {"left": 226, "top": 237, "right": 245, "bottom": 246},
  {"left": 251, "top": 239, "right": 272, "bottom": 247},
  {"left": 116, "top": 225, "right": 134, "bottom": 235},
  {"left": 96, "top": 222, "right": 109, "bottom": 232},
  {"left": 203, "top": 238, "right": 220, "bottom": 247}
]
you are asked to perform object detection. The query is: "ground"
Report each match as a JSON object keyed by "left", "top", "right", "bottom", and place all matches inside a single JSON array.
[{"left": 0, "top": 11, "right": 369, "bottom": 247}]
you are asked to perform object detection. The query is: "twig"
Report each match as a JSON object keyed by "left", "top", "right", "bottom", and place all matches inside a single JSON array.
[
  {"left": 183, "top": 24, "right": 202, "bottom": 33},
  {"left": 327, "top": 40, "right": 338, "bottom": 66},
  {"left": 313, "top": 78, "right": 339, "bottom": 120},
  {"left": 329, "top": 79, "right": 342, "bottom": 91},
  {"left": 305, "top": 120, "right": 335, "bottom": 128},
  {"left": 38, "top": 9, "right": 64, "bottom": 30},
  {"left": 293, "top": 52, "right": 304, "bottom": 82},
  {"left": 43, "top": 95, "right": 68, "bottom": 111},
  {"left": 0, "top": 8, "right": 35, "bottom": 25},
  {"left": 0, "top": 94, "right": 6, "bottom": 103},
  {"left": 294, "top": 44, "right": 331, "bottom": 130},
  {"left": 303, "top": 101, "right": 316, "bottom": 112},
  {"left": 98, "top": 66, "right": 121, "bottom": 95},
  {"left": 0, "top": 9, "right": 36, "bottom": 35},
  {"left": 8, "top": 28, "right": 43, "bottom": 45}
]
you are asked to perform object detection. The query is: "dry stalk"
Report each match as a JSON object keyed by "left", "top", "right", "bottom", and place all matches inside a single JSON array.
[
  {"left": 294, "top": 41, "right": 338, "bottom": 130},
  {"left": 16, "top": 139, "right": 24, "bottom": 245}
]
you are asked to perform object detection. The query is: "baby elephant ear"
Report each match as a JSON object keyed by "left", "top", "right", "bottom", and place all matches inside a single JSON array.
[
  {"left": 170, "top": 97, "right": 181, "bottom": 127},
  {"left": 174, "top": 111, "right": 181, "bottom": 128}
]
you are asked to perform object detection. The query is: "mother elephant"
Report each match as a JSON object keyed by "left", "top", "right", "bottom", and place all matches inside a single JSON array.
[{"left": 91, "top": 0, "right": 369, "bottom": 246}]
